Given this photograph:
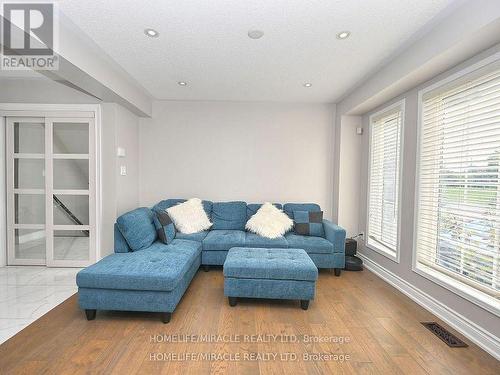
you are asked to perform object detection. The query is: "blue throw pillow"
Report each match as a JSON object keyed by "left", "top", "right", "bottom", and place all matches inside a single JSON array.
[
  {"left": 293, "top": 210, "right": 324, "bottom": 237},
  {"left": 153, "top": 210, "right": 176, "bottom": 245},
  {"left": 116, "top": 207, "right": 157, "bottom": 251}
]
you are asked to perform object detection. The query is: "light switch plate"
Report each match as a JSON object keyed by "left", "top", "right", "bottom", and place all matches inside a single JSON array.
[
  {"left": 120, "top": 165, "right": 127, "bottom": 176},
  {"left": 356, "top": 127, "right": 363, "bottom": 135}
]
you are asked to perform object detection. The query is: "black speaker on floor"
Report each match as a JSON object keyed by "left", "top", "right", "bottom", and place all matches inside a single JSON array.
[{"left": 344, "top": 238, "right": 363, "bottom": 271}]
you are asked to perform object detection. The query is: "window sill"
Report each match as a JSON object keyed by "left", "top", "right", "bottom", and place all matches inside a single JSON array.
[
  {"left": 366, "top": 239, "right": 400, "bottom": 263},
  {"left": 413, "top": 262, "right": 500, "bottom": 317}
]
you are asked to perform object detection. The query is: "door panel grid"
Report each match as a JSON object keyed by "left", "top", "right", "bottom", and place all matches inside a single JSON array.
[{"left": 6, "top": 116, "right": 96, "bottom": 267}]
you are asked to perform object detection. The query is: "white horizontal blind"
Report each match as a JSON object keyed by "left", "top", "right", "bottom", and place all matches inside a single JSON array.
[
  {"left": 368, "top": 106, "right": 403, "bottom": 258},
  {"left": 416, "top": 66, "right": 500, "bottom": 300}
]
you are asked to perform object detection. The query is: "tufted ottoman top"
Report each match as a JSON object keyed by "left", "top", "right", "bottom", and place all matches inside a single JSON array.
[
  {"left": 77, "top": 240, "right": 201, "bottom": 292},
  {"left": 223, "top": 247, "right": 318, "bottom": 282}
]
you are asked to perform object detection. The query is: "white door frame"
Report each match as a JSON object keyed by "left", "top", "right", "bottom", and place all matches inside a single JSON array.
[
  {"left": 0, "top": 117, "right": 6, "bottom": 267},
  {"left": 1, "top": 103, "right": 101, "bottom": 267}
]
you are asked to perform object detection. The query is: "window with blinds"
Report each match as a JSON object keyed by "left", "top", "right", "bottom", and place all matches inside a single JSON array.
[
  {"left": 415, "top": 63, "right": 500, "bottom": 313},
  {"left": 367, "top": 101, "right": 404, "bottom": 261}
]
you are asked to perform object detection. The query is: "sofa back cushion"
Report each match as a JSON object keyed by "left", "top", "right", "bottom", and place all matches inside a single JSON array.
[
  {"left": 152, "top": 199, "right": 213, "bottom": 220},
  {"left": 116, "top": 207, "right": 157, "bottom": 251},
  {"left": 246, "top": 203, "right": 282, "bottom": 220},
  {"left": 212, "top": 201, "right": 247, "bottom": 230},
  {"left": 283, "top": 203, "right": 321, "bottom": 219}
]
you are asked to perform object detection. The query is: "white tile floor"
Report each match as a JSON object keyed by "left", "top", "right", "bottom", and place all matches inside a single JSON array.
[{"left": 0, "top": 266, "right": 80, "bottom": 344}]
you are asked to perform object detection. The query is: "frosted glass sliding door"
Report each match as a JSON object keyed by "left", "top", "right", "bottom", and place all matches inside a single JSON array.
[{"left": 6, "top": 116, "right": 96, "bottom": 267}]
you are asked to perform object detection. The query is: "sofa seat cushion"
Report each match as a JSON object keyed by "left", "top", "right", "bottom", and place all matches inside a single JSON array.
[
  {"left": 285, "top": 233, "right": 333, "bottom": 254},
  {"left": 224, "top": 248, "right": 318, "bottom": 281},
  {"left": 245, "top": 232, "right": 288, "bottom": 248},
  {"left": 76, "top": 239, "right": 201, "bottom": 292},
  {"left": 175, "top": 230, "right": 209, "bottom": 242},
  {"left": 203, "top": 230, "right": 246, "bottom": 251},
  {"left": 212, "top": 201, "right": 247, "bottom": 230},
  {"left": 116, "top": 207, "right": 157, "bottom": 251}
]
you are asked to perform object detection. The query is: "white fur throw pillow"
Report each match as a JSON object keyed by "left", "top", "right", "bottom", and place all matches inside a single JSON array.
[
  {"left": 245, "top": 202, "right": 293, "bottom": 239},
  {"left": 166, "top": 198, "right": 212, "bottom": 234}
]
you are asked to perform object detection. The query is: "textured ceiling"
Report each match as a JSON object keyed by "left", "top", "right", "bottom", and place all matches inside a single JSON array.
[
  {"left": 58, "top": 0, "right": 456, "bottom": 102},
  {"left": 0, "top": 69, "right": 44, "bottom": 78}
]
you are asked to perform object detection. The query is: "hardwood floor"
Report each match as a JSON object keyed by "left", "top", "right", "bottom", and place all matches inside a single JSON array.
[{"left": 0, "top": 268, "right": 498, "bottom": 374}]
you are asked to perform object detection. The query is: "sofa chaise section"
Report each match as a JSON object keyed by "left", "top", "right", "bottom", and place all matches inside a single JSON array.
[
  {"left": 78, "top": 206, "right": 203, "bottom": 323},
  {"left": 77, "top": 239, "right": 201, "bottom": 323}
]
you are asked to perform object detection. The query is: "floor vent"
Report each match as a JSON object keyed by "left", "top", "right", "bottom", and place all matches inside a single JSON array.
[{"left": 421, "top": 322, "right": 468, "bottom": 348}]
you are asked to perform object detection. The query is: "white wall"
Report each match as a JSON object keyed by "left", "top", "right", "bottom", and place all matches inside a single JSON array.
[
  {"left": 0, "top": 118, "right": 5, "bottom": 266},
  {"left": 99, "top": 103, "right": 117, "bottom": 256},
  {"left": 357, "top": 44, "right": 500, "bottom": 348},
  {"left": 100, "top": 103, "right": 140, "bottom": 257},
  {"left": 139, "top": 101, "right": 336, "bottom": 219},
  {"left": 115, "top": 105, "right": 140, "bottom": 215},
  {"left": 338, "top": 115, "right": 362, "bottom": 237},
  {"left": 0, "top": 78, "right": 100, "bottom": 104}
]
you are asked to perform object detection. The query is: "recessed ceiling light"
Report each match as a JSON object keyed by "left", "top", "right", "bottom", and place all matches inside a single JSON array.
[
  {"left": 177, "top": 81, "right": 187, "bottom": 86},
  {"left": 303, "top": 83, "right": 312, "bottom": 87},
  {"left": 336, "top": 31, "right": 350, "bottom": 40},
  {"left": 144, "top": 28, "right": 159, "bottom": 38},
  {"left": 248, "top": 30, "right": 264, "bottom": 39}
]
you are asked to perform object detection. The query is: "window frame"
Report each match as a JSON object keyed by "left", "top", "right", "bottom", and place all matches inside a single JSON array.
[
  {"left": 366, "top": 99, "right": 405, "bottom": 263},
  {"left": 412, "top": 53, "right": 500, "bottom": 317}
]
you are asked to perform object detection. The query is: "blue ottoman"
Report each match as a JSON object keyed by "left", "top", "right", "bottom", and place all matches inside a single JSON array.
[{"left": 223, "top": 247, "right": 318, "bottom": 310}]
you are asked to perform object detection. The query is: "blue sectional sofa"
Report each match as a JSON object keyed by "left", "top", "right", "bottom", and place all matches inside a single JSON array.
[
  {"left": 146, "top": 199, "right": 345, "bottom": 270},
  {"left": 77, "top": 199, "right": 346, "bottom": 323}
]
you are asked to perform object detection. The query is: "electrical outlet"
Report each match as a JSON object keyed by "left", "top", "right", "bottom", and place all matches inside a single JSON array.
[{"left": 120, "top": 165, "right": 127, "bottom": 176}]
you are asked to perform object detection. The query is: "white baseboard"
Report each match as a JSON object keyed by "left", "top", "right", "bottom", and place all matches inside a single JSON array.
[{"left": 358, "top": 254, "right": 500, "bottom": 361}]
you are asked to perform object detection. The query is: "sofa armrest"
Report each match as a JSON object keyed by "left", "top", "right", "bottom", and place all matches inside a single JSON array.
[
  {"left": 114, "top": 223, "right": 131, "bottom": 253},
  {"left": 323, "top": 220, "right": 346, "bottom": 254}
]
